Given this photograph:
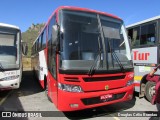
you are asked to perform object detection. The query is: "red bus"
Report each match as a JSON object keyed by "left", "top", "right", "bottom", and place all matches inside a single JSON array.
[{"left": 31, "top": 6, "right": 134, "bottom": 111}]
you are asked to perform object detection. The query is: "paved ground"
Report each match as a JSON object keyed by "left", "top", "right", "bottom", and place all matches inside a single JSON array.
[{"left": 0, "top": 70, "right": 159, "bottom": 120}]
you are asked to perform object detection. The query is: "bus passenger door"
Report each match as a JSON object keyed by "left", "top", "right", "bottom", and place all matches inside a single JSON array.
[{"left": 48, "top": 45, "right": 58, "bottom": 106}]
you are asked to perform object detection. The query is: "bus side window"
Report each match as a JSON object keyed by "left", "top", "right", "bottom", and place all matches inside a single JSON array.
[
  {"left": 133, "top": 27, "right": 140, "bottom": 46},
  {"left": 147, "top": 23, "right": 156, "bottom": 45},
  {"left": 36, "top": 39, "right": 39, "bottom": 52},
  {"left": 128, "top": 27, "right": 140, "bottom": 47},
  {"left": 140, "top": 23, "right": 156, "bottom": 46},
  {"left": 42, "top": 28, "right": 47, "bottom": 49},
  {"left": 39, "top": 35, "right": 42, "bottom": 50}
]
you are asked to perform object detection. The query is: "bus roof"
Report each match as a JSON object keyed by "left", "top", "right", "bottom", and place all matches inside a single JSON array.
[
  {"left": 55, "top": 6, "right": 122, "bottom": 20},
  {"left": 0, "top": 23, "right": 20, "bottom": 30},
  {"left": 126, "top": 15, "right": 160, "bottom": 28}
]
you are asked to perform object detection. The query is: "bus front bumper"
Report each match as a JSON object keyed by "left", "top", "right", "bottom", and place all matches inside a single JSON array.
[
  {"left": 57, "top": 85, "right": 134, "bottom": 111},
  {"left": 0, "top": 79, "right": 20, "bottom": 90}
]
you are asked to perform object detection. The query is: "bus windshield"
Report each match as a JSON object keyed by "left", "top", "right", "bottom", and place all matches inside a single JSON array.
[
  {"left": 59, "top": 10, "right": 132, "bottom": 72},
  {"left": 0, "top": 28, "right": 20, "bottom": 70}
]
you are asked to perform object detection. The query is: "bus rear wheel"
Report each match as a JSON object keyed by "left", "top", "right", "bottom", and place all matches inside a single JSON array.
[{"left": 145, "top": 81, "right": 156, "bottom": 102}]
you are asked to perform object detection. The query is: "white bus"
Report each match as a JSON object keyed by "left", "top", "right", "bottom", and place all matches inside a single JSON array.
[
  {"left": 126, "top": 16, "right": 160, "bottom": 102},
  {"left": 0, "top": 23, "right": 27, "bottom": 90}
]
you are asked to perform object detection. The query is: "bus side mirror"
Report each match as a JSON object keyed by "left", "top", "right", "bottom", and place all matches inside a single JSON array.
[
  {"left": 52, "top": 24, "right": 60, "bottom": 53},
  {"left": 52, "top": 25, "right": 58, "bottom": 46},
  {"left": 22, "top": 42, "right": 28, "bottom": 56}
]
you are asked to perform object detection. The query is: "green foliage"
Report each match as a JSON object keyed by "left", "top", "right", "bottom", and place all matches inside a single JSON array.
[{"left": 22, "top": 23, "right": 45, "bottom": 57}]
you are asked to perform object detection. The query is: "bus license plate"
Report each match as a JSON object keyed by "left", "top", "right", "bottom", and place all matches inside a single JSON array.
[{"left": 100, "top": 94, "right": 113, "bottom": 100}]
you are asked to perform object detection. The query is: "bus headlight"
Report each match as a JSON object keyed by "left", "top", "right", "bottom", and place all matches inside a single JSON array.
[
  {"left": 126, "top": 79, "right": 134, "bottom": 86},
  {"left": 58, "top": 83, "right": 83, "bottom": 93},
  {"left": 0, "top": 75, "right": 19, "bottom": 81}
]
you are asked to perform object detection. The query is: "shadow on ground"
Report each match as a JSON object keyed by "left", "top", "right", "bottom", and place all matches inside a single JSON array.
[{"left": 18, "top": 70, "right": 43, "bottom": 97}]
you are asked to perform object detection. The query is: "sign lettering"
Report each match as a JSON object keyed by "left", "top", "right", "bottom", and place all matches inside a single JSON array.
[{"left": 133, "top": 51, "right": 150, "bottom": 61}]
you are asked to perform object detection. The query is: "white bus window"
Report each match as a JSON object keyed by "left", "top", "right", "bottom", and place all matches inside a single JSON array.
[
  {"left": 0, "top": 34, "right": 15, "bottom": 46},
  {"left": 128, "top": 27, "right": 140, "bottom": 47},
  {"left": 133, "top": 27, "right": 140, "bottom": 46},
  {"left": 140, "top": 23, "right": 156, "bottom": 45},
  {"left": 147, "top": 23, "right": 156, "bottom": 45},
  {"left": 140, "top": 25, "right": 148, "bottom": 45},
  {"left": 0, "top": 30, "right": 20, "bottom": 69}
]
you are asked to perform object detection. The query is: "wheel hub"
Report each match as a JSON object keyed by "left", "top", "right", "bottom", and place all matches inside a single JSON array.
[{"left": 149, "top": 86, "right": 155, "bottom": 97}]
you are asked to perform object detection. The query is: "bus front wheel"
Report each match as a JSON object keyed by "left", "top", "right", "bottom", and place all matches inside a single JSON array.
[
  {"left": 45, "top": 80, "right": 52, "bottom": 103},
  {"left": 145, "top": 81, "right": 156, "bottom": 102}
]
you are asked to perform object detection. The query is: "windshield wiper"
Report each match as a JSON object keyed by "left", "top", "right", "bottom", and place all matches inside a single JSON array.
[
  {"left": 112, "top": 51, "right": 125, "bottom": 72},
  {"left": 88, "top": 35, "right": 103, "bottom": 76},
  {"left": 0, "top": 62, "right": 4, "bottom": 72},
  {"left": 108, "top": 38, "right": 125, "bottom": 72},
  {"left": 88, "top": 50, "right": 102, "bottom": 76}
]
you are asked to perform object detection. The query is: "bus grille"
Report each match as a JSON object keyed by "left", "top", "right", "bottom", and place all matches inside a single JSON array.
[
  {"left": 83, "top": 75, "right": 126, "bottom": 82},
  {"left": 64, "top": 77, "right": 80, "bottom": 82},
  {"left": 81, "top": 92, "right": 125, "bottom": 105}
]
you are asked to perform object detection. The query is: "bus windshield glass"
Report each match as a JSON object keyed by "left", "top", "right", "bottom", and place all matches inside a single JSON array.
[
  {"left": 0, "top": 28, "right": 20, "bottom": 70},
  {"left": 59, "top": 10, "right": 132, "bottom": 71}
]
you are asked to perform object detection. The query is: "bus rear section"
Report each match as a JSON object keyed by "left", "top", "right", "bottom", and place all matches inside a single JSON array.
[
  {"left": 32, "top": 6, "right": 134, "bottom": 111},
  {"left": 0, "top": 23, "right": 22, "bottom": 90}
]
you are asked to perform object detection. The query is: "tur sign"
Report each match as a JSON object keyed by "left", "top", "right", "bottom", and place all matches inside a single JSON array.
[{"left": 132, "top": 47, "right": 157, "bottom": 64}]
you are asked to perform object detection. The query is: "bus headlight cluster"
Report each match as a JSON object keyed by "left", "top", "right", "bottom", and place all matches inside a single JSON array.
[
  {"left": 0, "top": 75, "right": 19, "bottom": 81},
  {"left": 126, "top": 79, "right": 134, "bottom": 86},
  {"left": 58, "top": 83, "right": 83, "bottom": 93}
]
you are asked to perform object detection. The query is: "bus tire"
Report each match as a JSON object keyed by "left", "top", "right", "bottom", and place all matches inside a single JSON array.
[
  {"left": 45, "top": 79, "right": 52, "bottom": 103},
  {"left": 145, "top": 81, "right": 156, "bottom": 102}
]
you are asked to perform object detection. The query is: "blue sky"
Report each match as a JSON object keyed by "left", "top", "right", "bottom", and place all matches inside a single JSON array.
[{"left": 0, "top": 0, "right": 159, "bottom": 32}]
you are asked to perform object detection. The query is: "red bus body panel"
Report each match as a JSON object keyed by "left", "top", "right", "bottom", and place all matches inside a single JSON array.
[
  {"left": 58, "top": 85, "right": 133, "bottom": 111},
  {"left": 56, "top": 72, "right": 133, "bottom": 111}
]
